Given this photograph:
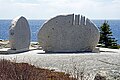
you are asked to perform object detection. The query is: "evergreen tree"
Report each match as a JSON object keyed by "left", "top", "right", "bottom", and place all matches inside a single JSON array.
[{"left": 99, "top": 21, "right": 119, "bottom": 49}]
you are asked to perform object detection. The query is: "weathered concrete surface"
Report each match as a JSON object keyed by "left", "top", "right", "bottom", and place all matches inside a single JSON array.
[
  {"left": 38, "top": 14, "right": 100, "bottom": 52},
  {"left": 9, "top": 16, "right": 30, "bottom": 51}
]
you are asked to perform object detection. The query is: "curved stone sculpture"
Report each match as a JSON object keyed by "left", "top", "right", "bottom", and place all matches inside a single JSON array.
[
  {"left": 38, "top": 14, "right": 100, "bottom": 52},
  {"left": 9, "top": 16, "right": 30, "bottom": 51}
]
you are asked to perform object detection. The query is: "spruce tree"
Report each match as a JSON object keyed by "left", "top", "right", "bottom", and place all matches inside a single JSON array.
[{"left": 99, "top": 21, "right": 119, "bottom": 49}]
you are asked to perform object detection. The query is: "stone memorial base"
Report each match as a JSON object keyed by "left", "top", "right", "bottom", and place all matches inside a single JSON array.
[
  {"left": 92, "top": 47, "right": 100, "bottom": 53},
  {"left": 0, "top": 48, "right": 29, "bottom": 54},
  {"left": 44, "top": 47, "right": 100, "bottom": 53}
]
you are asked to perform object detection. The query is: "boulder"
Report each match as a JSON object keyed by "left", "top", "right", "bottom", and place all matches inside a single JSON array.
[
  {"left": 9, "top": 16, "right": 30, "bottom": 51},
  {"left": 38, "top": 14, "right": 100, "bottom": 52}
]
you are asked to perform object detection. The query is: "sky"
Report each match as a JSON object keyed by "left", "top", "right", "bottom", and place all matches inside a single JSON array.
[{"left": 0, "top": 0, "right": 120, "bottom": 20}]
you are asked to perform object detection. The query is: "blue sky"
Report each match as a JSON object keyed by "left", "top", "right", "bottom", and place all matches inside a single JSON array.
[{"left": 0, "top": 0, "right": 120, "bottom": 19}]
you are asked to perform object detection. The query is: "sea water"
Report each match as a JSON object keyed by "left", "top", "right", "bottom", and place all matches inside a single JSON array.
[{"left": 0, "top": 20, "right": 120, "bottom": 44}]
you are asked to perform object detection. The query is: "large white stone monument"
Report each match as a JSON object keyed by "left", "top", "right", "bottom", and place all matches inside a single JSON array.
[
  {"left": 38, "top": 14, "right": 100, "bottom": 52},
  {"left": 9, "top": 16, "right": 30, "bottom": 52}
]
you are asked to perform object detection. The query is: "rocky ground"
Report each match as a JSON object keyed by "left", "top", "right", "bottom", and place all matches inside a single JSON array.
[{"left": 0, "top": 41, "right": 120, "bottom": 80}]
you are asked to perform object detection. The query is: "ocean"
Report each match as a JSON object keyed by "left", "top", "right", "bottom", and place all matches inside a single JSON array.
[{"left": 0, "top": 20, "right": 120, "bottom": 44}]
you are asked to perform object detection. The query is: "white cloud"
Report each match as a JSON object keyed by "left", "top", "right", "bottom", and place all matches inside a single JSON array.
[{"left": 0, "top": 0, "right": 120, "bottom": 19}]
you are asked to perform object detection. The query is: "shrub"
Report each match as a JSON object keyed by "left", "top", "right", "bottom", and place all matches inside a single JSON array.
[{"left": 0, "top": 59, "right": 76, "bottom": 80}]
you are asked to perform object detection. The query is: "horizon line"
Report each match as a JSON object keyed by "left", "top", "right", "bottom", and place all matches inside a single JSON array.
[{"left": 0, "top": 18, "right": 120, "bottom": 20}]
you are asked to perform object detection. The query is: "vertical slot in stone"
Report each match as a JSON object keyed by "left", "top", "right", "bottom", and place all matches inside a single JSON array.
[
  {"left": 75, "top": 15, "right": 80, "bottom": 25},
  {"left": 80, "top": 15, "right": 85, "bottom": 25}
]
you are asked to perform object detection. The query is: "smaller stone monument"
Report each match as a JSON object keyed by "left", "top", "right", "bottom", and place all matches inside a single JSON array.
[{"left": 9, "top": 16, "right": 31, "bottom": 53}]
